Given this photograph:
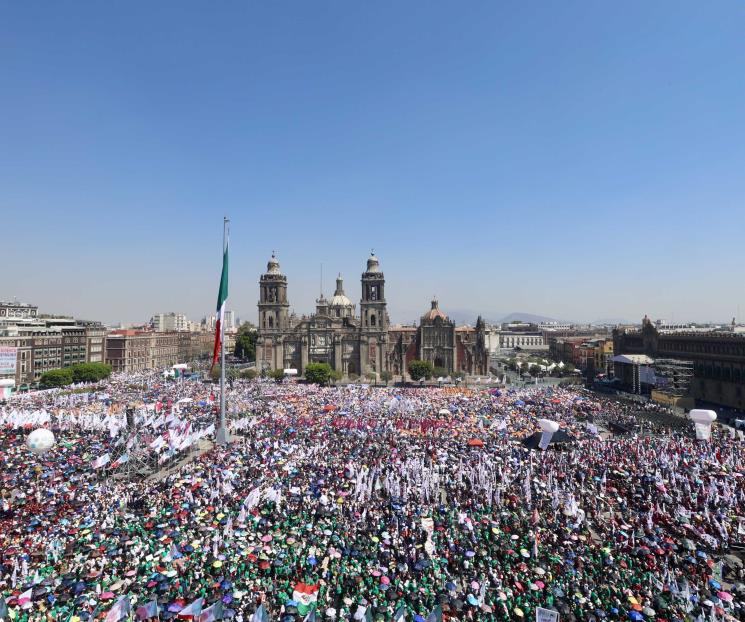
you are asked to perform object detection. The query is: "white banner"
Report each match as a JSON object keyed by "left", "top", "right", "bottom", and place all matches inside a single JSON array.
[
  {"left": 0, "top": 347, "right": 17, "bottom": 375},
  {"left": 536, "top": 607, "right": 559, "bottom": 622},
  {"left": 694, "top": 422, "right": 712, "bottom": 441}
]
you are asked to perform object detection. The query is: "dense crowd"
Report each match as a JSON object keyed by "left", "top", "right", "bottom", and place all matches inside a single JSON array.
[{"left": 0, "top": 373, "right": 743, "bottom": 622}]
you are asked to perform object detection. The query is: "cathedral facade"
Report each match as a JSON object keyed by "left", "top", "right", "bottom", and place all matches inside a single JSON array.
[{"left": 256, "top": 253, "right": 488, "bottom": 379}]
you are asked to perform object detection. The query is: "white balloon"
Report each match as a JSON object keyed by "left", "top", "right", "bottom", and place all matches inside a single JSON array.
[
  {"left": 689, "top": 409, "right": 717, "bottom": 424},
  {"left": 26, "top": 428, "right": 56, "bottom": 455},
  {"left": 538, "top": 418, "right": 560, "bottom": 433}
]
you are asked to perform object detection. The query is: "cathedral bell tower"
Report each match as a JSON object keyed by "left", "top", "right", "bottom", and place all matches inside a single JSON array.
[
  {"left": 257, "top": 253, "right": 290, "bottom": 371},
  {"left": 258, "top": 253, "right": 289, "bottom": 333},
  {"left": 359, "top": 252, "right": 388, "bottom": 376}
]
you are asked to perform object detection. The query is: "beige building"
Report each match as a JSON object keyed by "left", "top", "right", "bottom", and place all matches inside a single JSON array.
[
  {"left": 106, "top": 329, "right": 214, "bottom": 373},
  {"left": 0, "top": 312, "right": 109, "bottom": 386}
]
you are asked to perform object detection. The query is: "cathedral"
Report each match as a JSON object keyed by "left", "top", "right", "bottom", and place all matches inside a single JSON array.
[{"left": 256, "top": 252, "right": 488, "bottom": 379}]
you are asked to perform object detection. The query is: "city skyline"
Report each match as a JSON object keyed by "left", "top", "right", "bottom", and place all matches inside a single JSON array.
[
  {"left": 3, "top": 2, "right": 745, "bottom": 325},
  {"left": 5, "top": 241, "right": 743, "bottom": 329}
]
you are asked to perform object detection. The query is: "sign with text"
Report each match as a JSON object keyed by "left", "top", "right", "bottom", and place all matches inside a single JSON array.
[
  {"left": 0, "top": 347, "right": 17, "bottom": 375},
  {"left": 536, "top": 608, "right": 559, "bottom": 622}
]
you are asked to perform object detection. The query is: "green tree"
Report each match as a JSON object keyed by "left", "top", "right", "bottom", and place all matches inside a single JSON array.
[
  {"left": 234, "top": 323, "right": 258, "bottom": 360},
  {"left": 210, "top": 364, "right": 221, "bottom": 382},
  {"left": 304, "top": 362, "right": 333, "bottom": 385},
  {"left": 528, "top": 364, "right": 542, "bottom": 377},
  {"left": 268, "top": 368, "right": 286, "bottom": 382},
  {"left": 408, "top": 360, "right": 434, "bottom": 381},
  {"left": 40, "top": 368, "right": 73, "bottom": 388},
  {"left": 379, "top": 370, "right": 393, "bottom": 385},
  {"left": 240, "top": 368, "right": 258, "bottom": 380},
  {"left": 433, "top": 366, "right": 448, "bottom": 379},
  {"left": 70, "top": 362, "right": 112, "bottom": 383},
  {"left": 330, "top": 369, "right": 343, "bottom": 383}
]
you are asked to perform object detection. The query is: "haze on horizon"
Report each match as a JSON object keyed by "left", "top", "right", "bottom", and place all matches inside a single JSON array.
[{"left": 3, "top": 2, "right": 745, "bottom": 327}]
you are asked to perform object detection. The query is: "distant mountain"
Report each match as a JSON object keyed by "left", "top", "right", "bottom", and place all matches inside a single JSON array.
[
  {"left": 400, "top": 307, "right": 581, "bottom": 327},
  {"left": 498, "top": 312, "right": 567, "bottom": 325},
  {"left": 435, "top": 308, "right": 504, "bottom": 326},
  {"left": 591, "top": 317, "right": 631, "bottom": 326}
]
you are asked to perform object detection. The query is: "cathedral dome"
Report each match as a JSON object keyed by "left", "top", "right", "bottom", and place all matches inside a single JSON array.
[
  {"left": 366, "top": 252, "right": 381, "bottom": 273},
  {"left": 422, "top": 298, "right": 448, "bottom": 322},
  {"left": 266, "top": 253, "right": 282, "bottom": 275},
  {"left": 329, "top": 274, "right": 354, "bottom": 308}
]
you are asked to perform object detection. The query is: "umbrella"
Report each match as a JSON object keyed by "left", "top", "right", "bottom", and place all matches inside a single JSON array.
[{"left": 467, "top": 439, "right": 485, "bottom": 447}]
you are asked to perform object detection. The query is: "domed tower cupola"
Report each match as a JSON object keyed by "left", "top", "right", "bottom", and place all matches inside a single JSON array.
[
  {"left": 329, "top": 274, "right": 356, "bottom": 318},
  {"left": 366, "top": 252, "right": 381, "bottom": 274},
  {"left": 422, "top": 298, "right": 448, "bottom": 322},
  {"left": 266, "top": 252, "right": 282, "bottom": 276}
]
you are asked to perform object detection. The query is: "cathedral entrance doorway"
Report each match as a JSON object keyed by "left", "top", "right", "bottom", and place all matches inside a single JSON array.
[{"left": 434, "top": 357, "right": 444, "bottom": 369}]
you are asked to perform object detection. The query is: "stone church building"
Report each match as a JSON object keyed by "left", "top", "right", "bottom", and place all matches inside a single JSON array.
[{"left": 256, "top": 253, "right": 488, "bottom": 379}]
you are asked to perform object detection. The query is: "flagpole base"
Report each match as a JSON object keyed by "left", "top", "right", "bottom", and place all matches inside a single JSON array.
[{"left": 216, "top": 426, "right": 231, "bottom": 446}]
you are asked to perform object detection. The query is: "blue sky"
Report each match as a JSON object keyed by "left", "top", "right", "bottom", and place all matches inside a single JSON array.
[{"left": 2, "top": 2, "right": 745, "bottom": 325}]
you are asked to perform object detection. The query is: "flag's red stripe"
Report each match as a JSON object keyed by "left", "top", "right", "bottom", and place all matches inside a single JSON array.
[{"left": 210, "top": 318, "right": 222, "bottom": 369}]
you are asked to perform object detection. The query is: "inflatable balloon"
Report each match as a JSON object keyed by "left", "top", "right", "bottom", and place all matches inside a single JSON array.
[
  {"left": 538, "top": 418, "right": 560, "bottom": 433},
  {"left": 537, "top": 418, "right": 559, "bottom": 450},
  {"left": 26, "top": 428, "right": 56, "bottom": 454},
  {"left": 690, "top": 409, "right": 717, "bottom": 441}
]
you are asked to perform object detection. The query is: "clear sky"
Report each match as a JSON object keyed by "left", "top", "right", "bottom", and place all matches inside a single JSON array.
[{"left": 2, "top": 2, "right": 745, "bottom": 326}]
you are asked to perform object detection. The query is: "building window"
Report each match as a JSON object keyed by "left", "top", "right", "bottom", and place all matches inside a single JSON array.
[{"left": 370, "top": 314, "right": 376, "bottom": 327}]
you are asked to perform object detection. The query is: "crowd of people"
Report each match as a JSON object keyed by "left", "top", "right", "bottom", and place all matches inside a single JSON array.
[{"left": 0, "top": 372, "right": 743, "bottom": 622}]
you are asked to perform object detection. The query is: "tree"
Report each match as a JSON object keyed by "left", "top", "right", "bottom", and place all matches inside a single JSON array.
[
  {"left": 379, "top": 370, "right": 393, "bottom": 385},
  {"left": 209, "top": 365, "right": 221, "bottom": 382},
  {"left": 268, "top": 368, "right": 285, "bottom": 382},
  {"left": 433, "top": 367, "right": 448, "bottom": 379},
  {"left": 70, "top": 362, "right": 112, "bottom": 383},
  {"left": 240, "top": 368, "right": 258, "bottom": 380},
  {"left": 408, "top": 360, "right": 434, "bottom": 381},
  {"left": 233, "top": 323, "right": 258, "bottom": 361},
  {"left": 304, "top": 362, "right": 333, "bottom": 385},
  {"left": 40, "top": 368, "right": 73, "bottom": 388},
  {"left": 364, "top": 371, "right": 377, "bottom": 383},
  {"left": 528, "top": 364, "right": 542, "bottom": 377},
  {"left": 330, "top": 369, "right": 343, "bottom": 383}
]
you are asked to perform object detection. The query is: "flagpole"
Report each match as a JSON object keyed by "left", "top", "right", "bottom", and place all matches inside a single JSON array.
[{"left": 216, "top": 217, "right": 231, "bottom": 446}]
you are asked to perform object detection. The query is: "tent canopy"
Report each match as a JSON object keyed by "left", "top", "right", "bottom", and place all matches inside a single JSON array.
[{"left": 521, "top": 429, "right": 574, "bottom": 450}]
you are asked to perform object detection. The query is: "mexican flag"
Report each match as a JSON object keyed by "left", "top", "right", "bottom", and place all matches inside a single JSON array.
[
  {"left": 211, "top": 240, "right": 229, "bottom": 370},
  {"left": 292, "top": 582, "right": 319, "bottom": 615}
]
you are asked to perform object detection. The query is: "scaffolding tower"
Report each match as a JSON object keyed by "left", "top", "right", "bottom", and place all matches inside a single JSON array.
[
  {"left": 653, "top": 358, "right": 694, "bottom": 397},
  {"left": 110, "top": 405, "right": 157, "bottom": 481}
]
